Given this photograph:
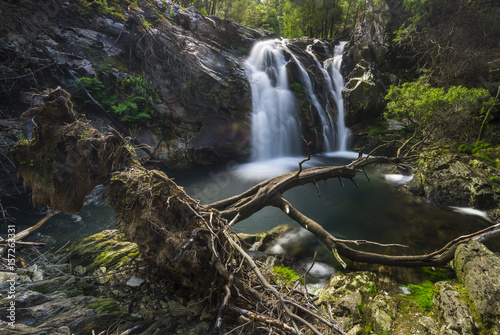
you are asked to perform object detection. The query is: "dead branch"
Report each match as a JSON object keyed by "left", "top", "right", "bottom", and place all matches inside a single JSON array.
[
  {"left": 13, "top": 210, "right": 59, "bottom": 241},
  {"left": 209, "top": 156, "right": 398, "bottom": 222},
  {"left": 296, "top": 136, "right": 312, "bottom": 177},
  {"left": 274, "top": 197, "right": 500, "bottom": 267},
  {"left": 230, "top": 306, "right": 297, "bottom": 334}
]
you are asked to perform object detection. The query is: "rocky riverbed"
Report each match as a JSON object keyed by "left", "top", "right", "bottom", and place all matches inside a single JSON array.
[{"left": 1, "top": 228, "right": 498, "bottom": 334}]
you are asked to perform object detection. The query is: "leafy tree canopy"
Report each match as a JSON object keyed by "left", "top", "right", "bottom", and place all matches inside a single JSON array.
[{"left": 177, "top": 0, "right": 366, "bottom": 39}]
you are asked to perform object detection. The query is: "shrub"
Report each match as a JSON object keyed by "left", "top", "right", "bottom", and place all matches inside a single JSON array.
[{"left": 384, "top": 77, "right": 495, "bottom": 143}]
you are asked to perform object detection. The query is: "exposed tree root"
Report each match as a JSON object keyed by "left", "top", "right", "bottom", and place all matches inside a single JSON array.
[{"left": 11, "top": 88, "right": 500, "bottom": 334}]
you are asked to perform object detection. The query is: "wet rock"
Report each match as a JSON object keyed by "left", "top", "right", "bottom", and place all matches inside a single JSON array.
[
  {"left": 366, "top": 294, "right": 398, "bottom": 334},
  {"left": 238, "top": 224, "right": 293, "bottom": 252},
  {"left": 454, "top": 241, "right": 500, "bottom": 331},
  {"left": 168, "top": 300, "right": 194, "bottom": 319},
  {"left": 433, "top": 282, "right": 477, "bottom": 334},
  {"left": 318, "top": 272, "right": 378, "bottom": 329},
  {"left": 408, "top": 151, "right": 500, "bottom": 212}
]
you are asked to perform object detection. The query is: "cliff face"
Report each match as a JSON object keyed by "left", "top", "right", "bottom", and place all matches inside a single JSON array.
[
  {"left": 0, "top": 0, "right": 275, "bottom": 173},
  {"left": 0, "top": 0, "right": 351, "bottom": 176}
]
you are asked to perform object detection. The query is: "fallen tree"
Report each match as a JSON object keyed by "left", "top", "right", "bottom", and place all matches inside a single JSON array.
[{"left": 11, "top": 88, "right": 500, "bottom": 334}]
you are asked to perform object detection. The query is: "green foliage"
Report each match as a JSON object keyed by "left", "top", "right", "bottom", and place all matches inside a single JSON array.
[
  {"left": 69, "top": 74, "right": 157, "bottom": 125},
  {"left": 290, "top": 82, "right": 305, "bottom": 94},
  {"left": 16, "top": 132, "right": 30, "bottom": 145},
  {"left": 82, "top": 0, "right": 127, "bottom": 21},
  {"left": 405, "top": 280, "right": 437, "bottom": 311},
  {"left": 490, "top": 176, "right": 500, "bottom": 184},
  {"left": 384, "top": 77, "right": 496, "bottom": 143},
  {"left": 177, "top": 0, "right": 360, "bottom": 39}
]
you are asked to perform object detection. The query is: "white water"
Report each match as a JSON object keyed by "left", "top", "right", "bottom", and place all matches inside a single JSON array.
[
  {"left": 245, "top": 40, "right": 302, "bottom": 161},
  {"left": 325, "top": 41, "right": 351, "bottom": 151},
  {"left": 305, "top": 40, "right": 351, "bottom": 152},
  {"left": 245, "top": 39, "right": 352, "bottom": 165}
]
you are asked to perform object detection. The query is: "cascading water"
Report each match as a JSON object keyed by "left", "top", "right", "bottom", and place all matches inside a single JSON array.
[
  {"left": 307, "top": 40, "right": 351, "bottom": 152},
  {"left": 245, "top": 40, "right": 302, "bottom": 161},
  {"left": 325, "top": 41, "right": 351, "bottom": 151},
  {"left": 245, "top": 39, "right": 351, "bottom": 163}
]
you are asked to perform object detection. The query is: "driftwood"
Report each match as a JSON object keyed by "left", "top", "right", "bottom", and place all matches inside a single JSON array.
[{"left": 11, "top": 88, "right": 500, "bottom": 334}]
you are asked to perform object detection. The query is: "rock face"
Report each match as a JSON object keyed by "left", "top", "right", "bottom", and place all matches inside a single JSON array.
[
  {"left": 0, "top": 0, "right": 274, "bottom": 173},
  {"left": 342, "top": 0, "right": 395, "bottom": 131},
  {"left": 407, "top": 150, "right": 500, "bottom": 220},
  {"left": 433, "top": 282, "right": 478, "bottom": 335}
]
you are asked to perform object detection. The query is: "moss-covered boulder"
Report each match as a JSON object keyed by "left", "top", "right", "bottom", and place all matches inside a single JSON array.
[
  {"left": 408, "top": 150, "right": 500, "bottom": 219},
  {"left": 65, "top": 229, "right": 140, "bottom": 272},
  {"left": 454, "top": 240, "right": 500, "bottom": 333}
]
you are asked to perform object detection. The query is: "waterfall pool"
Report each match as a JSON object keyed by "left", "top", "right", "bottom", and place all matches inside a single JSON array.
[{"left": 4, "top": 154, "right": 496, "bottom": 284}]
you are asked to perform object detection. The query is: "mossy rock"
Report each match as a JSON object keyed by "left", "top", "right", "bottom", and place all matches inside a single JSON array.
[
  {"left": 238, "top": 224, "right": 292, "bottom": 252},
  {"left": 64, "top": 229, "right": 140, "bottom": 273}
]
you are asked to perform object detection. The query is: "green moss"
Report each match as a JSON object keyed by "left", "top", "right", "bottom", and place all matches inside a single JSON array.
[
  {"left": 405, "top": 281, "right": 438, "bottom": 311},
  {"left": 290, "top": 83, "right": 305, "bottom": 95},
  {"left": 272, "top": 266, "right": 301, "bottom": 285},
  {"left": 490, "top": 176, "right": 500, "bottom": 183},
  {"left": 458, "top": 141, "right": 492, "bottom": 154},
  {"left": 87, "top": 297, "right": 120, "bottom": 313},
  {"left": 65, "top": 230, "right": 140, "bottom": 272},
  {"left": 423, "top": 267, "right": 453, "bottom": 281}
]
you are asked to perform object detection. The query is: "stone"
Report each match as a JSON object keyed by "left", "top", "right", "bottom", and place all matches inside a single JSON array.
[
  {"left": 366, "top": 294, "right": 397, "bottom": 334},
  {"left": 126, "top": 276, "right": 145, "bottom": 288},
  {"left": 433, "top": 282, "right": 477, "bottom": 334},
  {"left": 0, "top": 272, "right": 18, "bottom": 290},
  {"left": 168, "top": 300, "right": 194, "bottom": 319},
  {"left": 454, "top": 241, "right": 500, "bottom": 329}
]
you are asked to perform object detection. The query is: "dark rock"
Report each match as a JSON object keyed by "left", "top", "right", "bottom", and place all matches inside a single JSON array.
[
  {"left": 454, "top": 241, "right": 500, "bottom": 330},
  {"left": 408, "top": 151, "right": 500, "bottom": 212}
]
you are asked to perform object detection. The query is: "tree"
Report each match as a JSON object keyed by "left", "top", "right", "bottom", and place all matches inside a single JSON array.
[{"left": 12, "top": 88, "right": 500, "bottom": 334}]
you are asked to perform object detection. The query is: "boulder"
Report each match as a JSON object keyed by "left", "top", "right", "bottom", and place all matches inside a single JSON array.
[
  {"left": 454, "top": 240, "right": 500, "bottom": 331},
  {"left": 408, "top": 151, "right": 500, "bottom": 213},
  {"left": 433, "top": 282, "right": 477, "bottom": 334}
]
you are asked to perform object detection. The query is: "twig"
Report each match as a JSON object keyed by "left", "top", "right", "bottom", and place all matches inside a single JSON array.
[
  {"left": 296, "top": 136, "right": 312, "bottom": 177},
  {"left": 12, "top": 210, "right": 59, "bottom": 242},
  {"left": 0, "top": 61, "right": 58, "bottom": 81},
  {"left": 230, "top": 306, "right": 297, "bottom": 334}
]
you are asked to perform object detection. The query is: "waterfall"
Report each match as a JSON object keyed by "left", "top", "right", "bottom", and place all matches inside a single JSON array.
[
  {"left": 325, "top": 41, "right": 351, "bottom": 151},
  {"left": 245, "top": 39, "right": 351, "bottom": 162},
  {"left": 307, "top": 40, "right": 351, "bottom": 152},
  {"left": 245, "top": 40, "right": 302, "bottom": 161}
]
